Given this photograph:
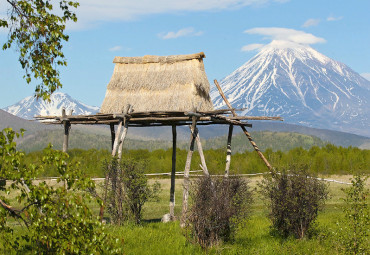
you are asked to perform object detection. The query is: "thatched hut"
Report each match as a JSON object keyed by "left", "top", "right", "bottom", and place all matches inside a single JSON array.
[{"left": 100, "top": 52, "right": 214, "bottom": 113}]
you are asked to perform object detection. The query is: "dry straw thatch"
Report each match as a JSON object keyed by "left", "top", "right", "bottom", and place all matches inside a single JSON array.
[{"left": 100, "top": 52, "right": 214, "bottom": 113}]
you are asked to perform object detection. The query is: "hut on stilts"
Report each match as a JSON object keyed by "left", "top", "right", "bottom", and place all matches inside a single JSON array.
[{"left": 36, "top": 52, "right": 282, "bottom": 226}]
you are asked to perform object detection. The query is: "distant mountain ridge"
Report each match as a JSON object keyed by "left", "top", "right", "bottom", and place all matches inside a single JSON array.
[
  {"left": 3, "top": 92, "right": 100, "bottom": 119},
  {"left": 1, "top": 108, "right": 369, "bottom": 152},
  {"left": 211, "top": 40, "right": 370, "bottom": 137}
]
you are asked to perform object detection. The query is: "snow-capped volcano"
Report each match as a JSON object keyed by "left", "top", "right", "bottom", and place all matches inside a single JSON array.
[
  {"left": 211, "top": 40, "right": 370, "bottom": 137},
  {"left": 3, "top": 92, "right": 100, "bottom": 120}
]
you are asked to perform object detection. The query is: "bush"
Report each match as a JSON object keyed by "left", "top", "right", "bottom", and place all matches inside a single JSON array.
[
  {"left": 121, "top": 159, "right": 161, "bottom": 224},
  {"left": 0, "top": 128, "right": 121, "bottom": 254},
  {"left": 187, "top": 176, "right": 252, "bottom": 248},
  {"left": 259, "top": 165, "right": 328, "bottom": 239},
  {"left": 103, "top": 158, "right": 160, "bottom": 225},
  {"left": 338, "top": 174, "right": 369, "bottom": 254}
]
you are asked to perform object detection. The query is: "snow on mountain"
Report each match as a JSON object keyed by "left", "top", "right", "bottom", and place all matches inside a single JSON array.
[
  {"left": 3, "top": 92, "right": 100, "bottom": 120},
  {"left": 211, "top": 40, "right": 370, "bottom": 137}
]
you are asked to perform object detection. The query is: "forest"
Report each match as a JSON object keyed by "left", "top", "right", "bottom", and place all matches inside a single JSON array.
[{"left": 24, "top": 144, "right": 370, "bottom": 177}]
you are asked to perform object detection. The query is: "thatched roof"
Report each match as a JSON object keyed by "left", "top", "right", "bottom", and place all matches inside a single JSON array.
[{"left": 100, "top": 52, "right": 214, "bottom": 113}]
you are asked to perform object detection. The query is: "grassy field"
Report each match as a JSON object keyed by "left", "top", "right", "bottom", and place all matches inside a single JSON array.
[
  {"left": 102, "top": 175, "right": 367, "bottom": 254},
  {"left": 2, "top": 175, "right": 368, "bottom": 254}
]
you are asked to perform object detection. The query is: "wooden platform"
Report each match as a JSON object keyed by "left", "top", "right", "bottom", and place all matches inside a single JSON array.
[{"left": 35, "top": 109, "right": 282, "bottom": 127}]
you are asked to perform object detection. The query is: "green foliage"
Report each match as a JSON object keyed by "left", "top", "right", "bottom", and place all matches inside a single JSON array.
[
  {"left": 1, "top": 0, "right": 79, "bottom": 100},
  {"left": 121, "top": 159, "right": 161, "bottom": 224},
  {"left": 338, "top": 174, "right": 369, "bottom": 254},
  {"left": 103, "top": 158, "right": 161, "bottom": 225},
  {"left": 259, "top": 164, "right": 329, "bottom": 239},
  {"left": 0, "top": 128, "right": 122, "bottom": 254},
  {"left": 23, "top": 144, "right": 370, "bottom": 178},
  {"left": 187, "top": 176, "right": 253, "bottom": 248}
]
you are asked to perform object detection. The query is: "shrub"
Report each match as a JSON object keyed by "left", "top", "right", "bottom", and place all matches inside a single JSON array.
[
  {"left": 338, "top": 174, "right": 369, "bottom": 254},
  {"left": 259, "top": 164, "right": 328, "bottom": 239},
  {"left": 103, "top": 158, "right": 160, "bottom": 225},
  {"left": 0, "top": 128, "right": 122, "bottom": 254},
  {"left": 187, "top": 176, "right": 252, "bottom": 248},
  {"left": 121, "top": 159, "right": 161, "bottom": 224}
]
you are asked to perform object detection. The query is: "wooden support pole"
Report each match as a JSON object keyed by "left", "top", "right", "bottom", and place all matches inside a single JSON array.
[
  {"left": 110, "top": 124, "right": 115, "bottom": 151},
  {"left": 214, "top": 80, "right": 273, "bottom": 171},
  {"left": 111, "top": 120, "right": 123, "bottom": 157},
  {"left": 181, "top": 114, "right": 198, "bottom": 227},
  {"left": 192, "top": 127, "right": 209, "bottom": 176},
  {"left": 225, "top": 124, "right": 233, "bottom": 177},
  {"left": 62, "top": 108, "right": 71, "bottom": 153},
  {"left": 169, "top": 125, "right": 177, "bottom": 220},
  {"left": 117, "top": 119, "right": 128, "bottom": 160},
  {"left": 117, "top": 105, "right": 132, "bottom": 160}
]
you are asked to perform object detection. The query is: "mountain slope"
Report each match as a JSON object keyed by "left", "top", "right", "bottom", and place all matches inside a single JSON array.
[
  {"left": 1, "top": 108, "right": 369, "bottom": 151},
  {"left": 3, "top": 92, "right": 100, "bottom": 119},
  {"left": 211, "top": 40, "right": 370, "bottom": 137}
]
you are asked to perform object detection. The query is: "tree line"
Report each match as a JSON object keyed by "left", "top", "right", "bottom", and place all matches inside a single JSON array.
[{"left": 24, "top": 144, "right": 369, "bottom": 177}]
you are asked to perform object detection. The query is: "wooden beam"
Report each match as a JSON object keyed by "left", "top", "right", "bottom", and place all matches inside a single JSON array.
[
  {"left": 214, "top": 79, "right": 273, "bottom": 171},
  {"left": 169, "top": 125, "right": 177, "bottom": 220},
  {"left": 181, "top": 112, "right": 198, "bottom": 227},
  {"left": 225, "top": 125, "right": 233, "bottom": 177}
]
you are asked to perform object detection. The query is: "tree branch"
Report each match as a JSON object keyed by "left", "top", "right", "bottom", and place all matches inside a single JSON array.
[{"left": 0, "top": 197, "right": 30, "bottom": 227}]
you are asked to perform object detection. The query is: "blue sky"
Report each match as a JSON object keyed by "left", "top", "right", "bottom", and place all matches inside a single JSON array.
[{"left": 0, "top": 0, "right": 369, "bottom": 108}]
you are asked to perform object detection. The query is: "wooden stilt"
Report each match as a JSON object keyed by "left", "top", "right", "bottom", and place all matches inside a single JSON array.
[
  {"left": 191, "top": 127, "right": 209, "bottom": 176},
  {"left": 225, "top": 125, "right": 233, "bottom": 177},
  {"left": 214, "top": 80, "right": 273, "bottom": 171},
  {"left": 117, "top": 120, "right": 128, "bottom": 160},
  {"left": 112, "top": 120, "right": 123, "bottom": 157},
  {"left": 110, "top": 124, "right": 115, "bottom": 151},
  {"left": 169, "top": 125, "right": 177, "bottom": 220},
  {"left": 101, "top": 118, "right": 122, "bottom": 221},
  {"left": 62, "top": 108, "right": 71, "bottom": 153},
  {"left": 180, "top": 114, "right": 198, "bottom": 227},
  {"left": 117, "top": 105, "right": 132, "bottom": 160}
]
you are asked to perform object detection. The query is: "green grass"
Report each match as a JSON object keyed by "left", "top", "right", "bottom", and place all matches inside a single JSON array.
[
  {"left": 101, "top": 176, "right": 366, "bottom": 254},
  {"left": 3, "top": 176, "right": 368, "bottom": 254}
]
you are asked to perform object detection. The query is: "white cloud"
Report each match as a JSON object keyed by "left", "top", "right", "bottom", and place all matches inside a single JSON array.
[
  {"left": 69, "top": 0, "right": 289, "bottom": 29},
  {"left": 244, "top": 27, "right": 326, "bottom": 45},
  {"left": 159, "top": 27, "right": 203, "bottom": 39},
  {"left": 361, "top": 73, "right": 370, "bottom": 81},
  {"left": 302, "top": 18, "right": 320, "bottom": 28},
  {"left": 0, "top": 0, "right": 290, "bottom": 31},
  {"left": 109, "top": 46, "right": 122, "bottom": 52},
  {"left": 327, "top": 15, "right": 343, "bottom": 21},
  {"left": 241, "top": 43, "right": 264, "bottom": 52}
]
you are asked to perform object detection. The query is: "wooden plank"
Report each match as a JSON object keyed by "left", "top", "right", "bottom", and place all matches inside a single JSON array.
[
  {"left": 227, "top": 116, "right": 283, "bottom": 121},
  {"left": 225, "top": 125, "right": 233, "bottom": 177},
  {"left": 169, "top": 125, "right": 177, "bottom": 220},
  {"left": 214, "top": 79, "right": 273, "bottom": 171}
]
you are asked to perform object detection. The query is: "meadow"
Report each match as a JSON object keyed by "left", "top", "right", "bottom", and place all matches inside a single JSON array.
[
  {"left": 2, "top": 141, "right": 369, "bottom": 254},
  {"left": 2, "top": 170, "right": 369, "bottom": 254},
  {"left": 101, "top": 175, "right": 367, "bottom": 254}
]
